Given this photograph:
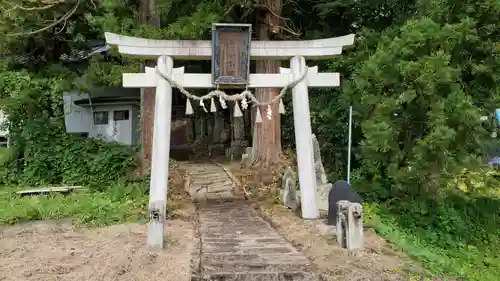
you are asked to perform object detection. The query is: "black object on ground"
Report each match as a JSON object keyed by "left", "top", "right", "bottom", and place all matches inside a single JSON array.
[{"left": 327, "top": 180, "right": 363, "bottom": 225}]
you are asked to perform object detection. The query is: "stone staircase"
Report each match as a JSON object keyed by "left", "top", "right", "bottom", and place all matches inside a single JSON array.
[
  {"left": 182, "top": 162, "right": 317, "bottom": 281},
  {"left": 182, "top": 162, "right": 240, "bottom": 201}
]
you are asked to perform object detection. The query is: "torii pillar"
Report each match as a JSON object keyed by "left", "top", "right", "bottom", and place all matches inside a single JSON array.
[{"left": 105, "top": 26, "right": 354, "bottom": 249}]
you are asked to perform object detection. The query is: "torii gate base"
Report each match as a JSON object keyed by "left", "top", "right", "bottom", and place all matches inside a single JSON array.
[{"left": 105, "top": 27, "right": 354, "bottom": 249}]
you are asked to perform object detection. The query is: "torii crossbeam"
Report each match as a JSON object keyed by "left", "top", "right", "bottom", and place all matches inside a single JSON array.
[{"left": 124, "top": 66, "right": 339, "bottom": 88}]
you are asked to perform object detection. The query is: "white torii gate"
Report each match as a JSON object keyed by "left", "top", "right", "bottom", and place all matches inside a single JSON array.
[{"left": 105, "top": 29, "right": 354, "bottom": 249}]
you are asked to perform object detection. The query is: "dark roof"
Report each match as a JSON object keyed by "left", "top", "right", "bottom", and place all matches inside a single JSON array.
[
  {"left": 69, "top": 87, "right": 140, "bottom": 105},
  {"left": 3, "top": 41, "right": 109, "bottom": 64},
  {"left": 59, "top": 45, "right": 109, "bottom": 62},
  {"left": 74, "top": 96, "right": 140, "bottom": 106}
]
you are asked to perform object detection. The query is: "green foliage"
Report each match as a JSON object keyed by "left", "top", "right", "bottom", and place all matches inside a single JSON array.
[
  {"left": 84, "top": 49, "right": 140, "bottom": 88},
  {"left": 364, "top": 178, "right": 500, "bottom": 281},
  {"left": 2, "top": 134, "right": 137, "bottom": 188},
  {"left": 306, "top": 0, "right": 500, "bottom": 280},
  {"left": 0, "top": 65, "right": 138, "bottom": 188},
  {"left": 351, "top": 17, "right": 496, "bottom": 196}
]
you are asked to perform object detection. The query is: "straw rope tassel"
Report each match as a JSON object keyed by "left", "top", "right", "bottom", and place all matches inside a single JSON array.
[
  {"left": 279, "top": 99, "right": 286, "bottom": 114},
  {"left": 233, "top": 101, "right": 243, "bottom": 117},
  {"left": 219, "top": 96, "right": 227, "bottom": 109},
  {"left": 266, "top": 105, "right": 272, "bottom": 120},
  {"left": 185, "top": 98, "right": 194, "bottom": 115},
  {"left": 199, "top": 99, "right": 208, "bottom": 112},
  {"left": 210, "top": 98, "right": 217, "bottom": 112},
  {"left": 255, "top": 107, "right": 263, "bottom": 123}
]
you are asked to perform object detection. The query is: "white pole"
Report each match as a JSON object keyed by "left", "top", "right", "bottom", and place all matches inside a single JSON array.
[
  {"left": 347, "top": 106, "right": 352, "bottom": 184},
  {"left": 148, "top": 56, "right": 173, "bottom": 249},
  {"left": 290, "top": 56, "right": 319, "bottom": 220}
]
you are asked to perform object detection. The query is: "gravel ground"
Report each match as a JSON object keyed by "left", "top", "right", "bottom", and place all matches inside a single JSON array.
[
  {"left": 257, "top": 204, "right": 437, "bottom": 281},
  {"left": 0, "top": 220, "right": 194, "bottom": 281}
]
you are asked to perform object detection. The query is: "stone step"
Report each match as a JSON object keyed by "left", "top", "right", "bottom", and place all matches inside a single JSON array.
[
  {"left": 185, "top": 160, "right": 238, "bottom": 202},
  {"left": 191, "top": 271, "right": 317, "bottom": 281},
  {"left": 186, "top": 167, "right": 225, "bottom": 173},
  {"left": 202, "top": 248, "right": 309, "bottom": 259},
  {"left": 202, "top": 257, "right": 309, "bottom": 265},
  {"left": 202, "top": 253, "right": 309, "bottom": 266},
  {"left": 207, "top": 186, "right": 234, "bottom": 193},
  {"left": 189, "top": 171, "right": 227, "bottom": 175},
  {"left": 192, "top": 191, "right": 236, "bottom": 201},
  {"left": 190, "top": 183, "right": 234, "bottom": 193},
  {"left": 189, "top": 172, "right": 230, "bottom": 178},
  {"left": 191, "top": 178, "right": 234, "bottom": 186}
]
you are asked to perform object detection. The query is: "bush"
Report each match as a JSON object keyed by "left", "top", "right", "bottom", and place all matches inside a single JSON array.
[
  {"left": 364, "top": 186, "right": 500, "bottom": 281},
  {"left": 1, "top": 131, "right": 138, "bottom": 189}
]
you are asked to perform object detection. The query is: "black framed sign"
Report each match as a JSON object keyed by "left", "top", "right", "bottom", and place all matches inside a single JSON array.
[{"left": 211, "top": 23, "right": 251, "bottom": 86}]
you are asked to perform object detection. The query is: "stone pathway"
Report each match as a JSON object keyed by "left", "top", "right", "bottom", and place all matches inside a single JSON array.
[
  {"left": 183, "top": 162, "right": 240, "bottom": 201},
  {"left": 183, "top": 162, "right": 317, "bottom": 281}
]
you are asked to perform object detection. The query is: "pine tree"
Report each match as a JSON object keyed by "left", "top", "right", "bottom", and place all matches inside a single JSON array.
[
  {"left": 251, "top": 0, "right": 284, "bottom": 168},
  {"left": 138, "top": 0, "right": 160, "bottom": 169}
]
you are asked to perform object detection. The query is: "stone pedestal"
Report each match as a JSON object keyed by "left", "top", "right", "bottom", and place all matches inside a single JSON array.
[{"left": 336, "top": 200, "right": 363, "bottom": 253}]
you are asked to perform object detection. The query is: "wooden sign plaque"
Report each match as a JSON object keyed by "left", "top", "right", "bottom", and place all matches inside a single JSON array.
[{"left": 211, "top": 23, "right": 251, "bottom": 86}]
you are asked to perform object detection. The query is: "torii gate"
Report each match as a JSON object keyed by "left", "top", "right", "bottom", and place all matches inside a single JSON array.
[{"left": 105, "top": 23, "right": 354, "bottom": 249}]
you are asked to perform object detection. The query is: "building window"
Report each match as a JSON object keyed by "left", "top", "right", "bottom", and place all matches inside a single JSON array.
[
  {"left": 114, "top": 110, "right": 129, "bottom": 121},
  {"left": 0, "top": 136, "right": 7, "bottom": 147},
  {"left": 93, "top": 111, "right": 109, "bottom": 125},
  {"left": 70, "top": 132, "right": 88, "bottom": 138}
]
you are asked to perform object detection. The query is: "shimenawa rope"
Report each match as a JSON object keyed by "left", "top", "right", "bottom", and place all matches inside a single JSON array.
[{"left": 155, "top": 56, "right": 309, "bottom": 122}]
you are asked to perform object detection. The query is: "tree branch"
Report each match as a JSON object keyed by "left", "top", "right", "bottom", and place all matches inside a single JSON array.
[
  {"left": 254, "top": 2, "right": 301, "bottom": 38},
  {"left": 7, "top": 0, "right": 80, "bottom": 37},
  {"left": 274, "top": 24, "right": 301, "bottom": 37},
  {"left": 6, "top": 3, "right": 55, "bottom": 12},
  {"left": 4, "top": 0, "right": 67, "bottom": 13}
]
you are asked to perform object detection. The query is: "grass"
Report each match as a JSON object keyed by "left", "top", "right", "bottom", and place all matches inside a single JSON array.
[
  {"left": 0, "top": 182, "right": 152, "bottom": 226},
  {"left": 364, "top": 187, "right": 500, "bottom": 281},
  {"left": 0, "top": 147, "right": 188, "bottom": 227}
]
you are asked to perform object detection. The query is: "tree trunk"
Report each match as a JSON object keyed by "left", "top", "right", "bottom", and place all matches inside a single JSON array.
[
  {"left": 139, "top": 0, "right": 160, "bottom": 170},
  {"left": 252, "top": 0, "right": 283, "bottom": 168}
]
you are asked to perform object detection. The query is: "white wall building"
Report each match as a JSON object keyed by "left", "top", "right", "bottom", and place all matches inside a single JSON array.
[
  {"left": 63, "top": 88, "right": 140, "bottom": 146},
  {"left": 0, "top": 111, "right": 8, "bottom": 147},
  {"left": 3, "top": 42, "right": 141, "bottom": 147}
]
